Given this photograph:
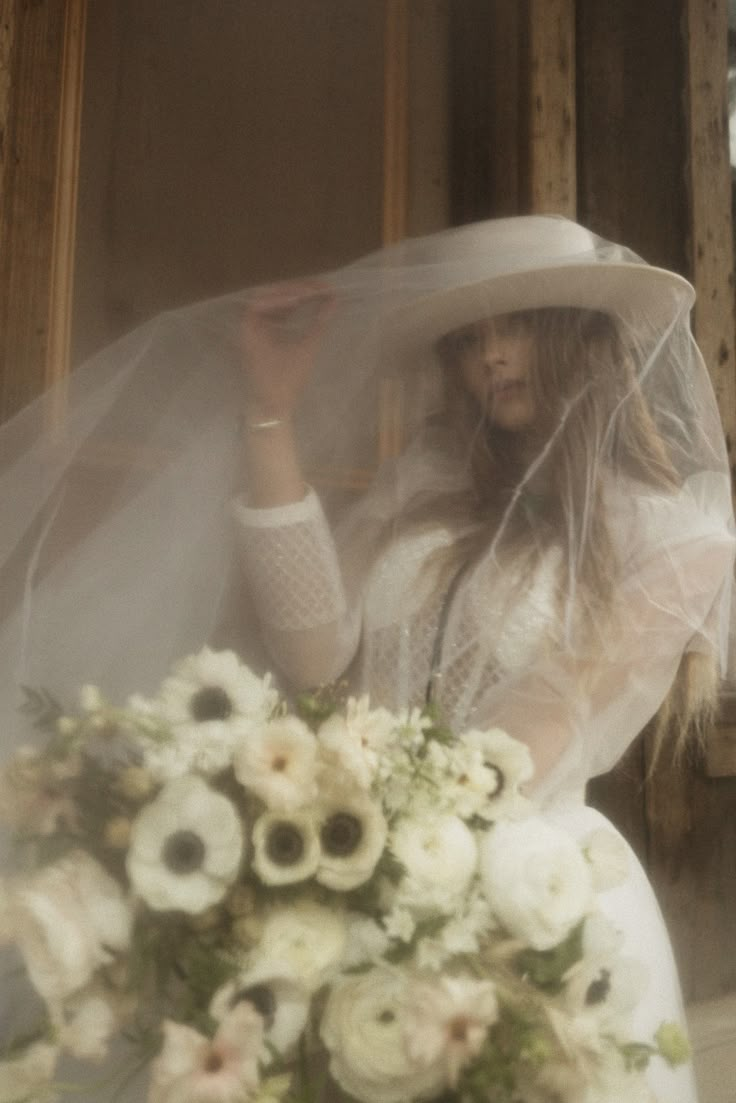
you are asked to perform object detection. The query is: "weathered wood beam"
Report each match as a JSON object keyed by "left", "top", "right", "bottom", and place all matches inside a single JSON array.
[
  {"left": 524, "top": 0, "right": 576, "bottom": 216},
  {"left": 0, "top": 0, "right": 86, "bottom": 423}
]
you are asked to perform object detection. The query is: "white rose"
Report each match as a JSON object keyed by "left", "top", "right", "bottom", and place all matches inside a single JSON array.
[
  {"left": 391, "top": 814, "right": 478, "bottom": 914},
  {"left": 126, "top": 776, "right": 244, "bottom": 913},
  {"left": 321, "top": 969, "right": 447, "bottom": 1103},
  {"left": 257, "top": 899, "right": 347, "bottom": 992},
  {"left": 8, "top": 851, "right": 132, "bottom": 1005},
  {"left": 480, "top": 817, "right": 593, "bottom": 950}
]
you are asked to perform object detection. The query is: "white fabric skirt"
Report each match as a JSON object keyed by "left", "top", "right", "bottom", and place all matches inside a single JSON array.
[{"left": 547, "top": 799, "right": 699, "bottom": 1103}]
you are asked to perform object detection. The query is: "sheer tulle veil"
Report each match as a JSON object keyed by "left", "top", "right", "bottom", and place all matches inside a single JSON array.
[{"left": 0, "top": 214, "right": 732, "bottom": 779}]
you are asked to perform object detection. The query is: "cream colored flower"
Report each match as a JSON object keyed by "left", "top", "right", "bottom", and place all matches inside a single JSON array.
[
  {"left": 457, "top": 728, "right": 534, "bottom": 820},
  {"left": 59, "top": 990, "right": 118, "bottom": 1061},
  {"left": 257, "top": 899, "right": 347, "bottom": 992},
  {"left": 341, "top": 913, "right": 391, "bottom": 970},
  {"left": 315, "top": 787, "right": 387, "bottom": 891},
  {"left": 404, "top": 974, "right": 499, "bottom": 1085},
  {"left": 7, "top": 850, "right": 132, "bottom": 1005},
  {"left": 583, "top": 828, "right": 630, "bottom": 891},
  {"left": 149, "top": 1003, "right": 262, "bottom": 1103},
  {"left": 321, "top": 968, "right": 447, "bottom": 1103},
  {"left": 480, "top": 817, "right": 593, "bottom": 950},
  {"left": 126, "top": 775, "right": 244, "bottom": 913},
  {"left": 0, "top": 1041, "right": 58, "bottom": 1103},
  {"left": 211, "top": 958, "right": 310, "bottom": 1059},
  {"left": 252, "top": 810, "right": 320, "bottom": 886},
  {"left": 563, "top": 914, "right": 648, "bottom": 1032},
  {"left": 132, "top": 647, "right": 278, "bottom": 780},
  {"left": 390, "top": 814, "right": 478, "bottom": 914},
  {"left": 235, "top": 716, "right": 318, "bottom": 811},
  {"left": 317, "top": 696, "right": 397, "bottom": 790}
]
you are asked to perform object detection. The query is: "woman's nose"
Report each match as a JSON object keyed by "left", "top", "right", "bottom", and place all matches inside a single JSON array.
[{"left": 480, "top": 333, "right": 507, "bottom": 367}]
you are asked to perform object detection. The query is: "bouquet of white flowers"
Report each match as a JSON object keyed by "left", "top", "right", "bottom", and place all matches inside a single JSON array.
[{"left": 0, "top": 648, "right": 688, "bottom": 1103}]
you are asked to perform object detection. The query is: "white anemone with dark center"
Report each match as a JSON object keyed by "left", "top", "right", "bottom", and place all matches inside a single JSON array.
[
  {"left": 126, "top": 775, "right": 245, "bottom": 913},
  {"left": 210, "top": 958, "right": 310, "bottom": 1059},
  {"left": 129, "top": 647, "right": 278, "bottom": 781},
  {"left": 252, "top": 810, "right": 320, "bottom": 885},
  {"left": 314, "top": 786, "right": 388, "bottom": 891}
]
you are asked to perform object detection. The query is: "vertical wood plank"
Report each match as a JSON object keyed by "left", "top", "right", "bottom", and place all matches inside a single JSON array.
[
  {"left": 642, "top": 0, "right": 736, "bottom": 1004},
  {"left": 407, "top": 0, "right": 450, "bottom": 237},
  {"left": 576, "top": 0, "right": 689, "bottom": 877},
  {"left": 576, "top": 0, "right": 688, "bottom": 272},
  {"left": 45, "top": 0, "right": 86, "bottom": 421},
  {"left": 449, "top": 0, "right": 522, "bottom": 222},
  {"left": 0, "top": 0, "right": 68, "bottom": 422},
  {"left": 524, "top": 0, "right": 576, "bottom": 216},
  {"left": 684, "top": 0, "right": 736, "bottom": 468},
  {"left": 383, "top": 0, "right": 410, "bottom": 246}
]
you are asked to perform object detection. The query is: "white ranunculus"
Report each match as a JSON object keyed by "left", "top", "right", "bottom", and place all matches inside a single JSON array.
[
  {"left": 390, "top": 814, "right": 478, "bottom": 914},
  {"left": 317, "top": 696, "right": 398, "bottom": 790},
  {"left": 234, "top": 715, "right": 318, "bottom": 811},
  {"left": 0, "top": 1041, "right": 58, "bottom": 1103},
  {"left": 480, "top": 817, "right": 593, "bottom": 950},
  {"left": 132, "top": 647, "right": 278, "bottom": 780},
  {"left": 257, "top": 899, "right": 347, "bottom": 992},
  {"left": 315, "top": 787, "right": 387, "bottom": 891},
  {"left": 583, "top": 828, "right": 630, "bottom": 891},
  {"left": 8, "top": 850, "right": 132, "bottom": 1005},
  {"left": 252, "top": 810, "right": 320, "bottom": 886},
  {"left": 458, "top": 728, "right": 534, "bottom": 820},
  {"left": 404, "top": 974, "right": 499, "bottom": 1085},
  {"left": 321, "top": 969, "right": 447, "bottom": 1103},
  {"left": 210, "top": 958, "right": 310, "bottom": 1059},
  {"left": 126, "top": 775, "right": 244, "bottom": 913},
  {"left": 149, "top": 1003, "right": 263, "bottom": 1103}
]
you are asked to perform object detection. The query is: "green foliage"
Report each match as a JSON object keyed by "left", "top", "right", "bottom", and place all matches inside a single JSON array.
[
  {"left": 18, "top": 686, "right": 64, "bottom": 736},
  {"left": 456, "top": 1002, "right": 552, "bottom": 1102},
  {"left": 513, "top": 922, "right": 584, "bottom": 993}
]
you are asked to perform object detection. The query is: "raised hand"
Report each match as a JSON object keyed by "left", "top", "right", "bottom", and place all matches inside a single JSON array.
[{"left": 242, "top": 282, "right": 335, "bottom": 420}]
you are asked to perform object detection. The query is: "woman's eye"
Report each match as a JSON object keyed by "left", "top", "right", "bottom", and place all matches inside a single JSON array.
[{"left": 451, "top": 329, "right": 481, "bottom": 355}]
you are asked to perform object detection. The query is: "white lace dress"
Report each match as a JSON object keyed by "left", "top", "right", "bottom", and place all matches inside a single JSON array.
[{"left": 233, "top": 461, "right": 735, "bottom": 1103}]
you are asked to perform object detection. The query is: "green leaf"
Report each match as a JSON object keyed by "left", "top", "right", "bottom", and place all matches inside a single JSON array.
[
  {"left": 18, "top": 685, "right": 64, "bottom": 734},
  {"left": 513, "top": 921, "right": 584, "bottom": 992}
]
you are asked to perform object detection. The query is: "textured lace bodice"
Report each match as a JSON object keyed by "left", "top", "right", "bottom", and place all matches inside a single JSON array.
[{"left": 233, "top": 466, "right": 734, "bottom": 800}]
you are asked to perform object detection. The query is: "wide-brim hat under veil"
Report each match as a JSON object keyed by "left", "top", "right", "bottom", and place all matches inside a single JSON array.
[
  {"left": 0, "top": 214, "right": 731, "bottom": 759},
  {"left": 381, "top": 215, "right": 694, "bottom": 363}
]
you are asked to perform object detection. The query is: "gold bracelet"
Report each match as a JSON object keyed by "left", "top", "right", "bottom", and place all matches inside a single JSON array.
[{"left": 246, "top": 416, "right": 286, "bottom": 431}]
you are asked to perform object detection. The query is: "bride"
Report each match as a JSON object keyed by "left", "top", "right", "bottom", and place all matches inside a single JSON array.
[
  {"left": 233, "top": 215, "right": 734, "bottom": 1103},
  {"left": 0, "top": 214, "right": 732, "bottom": 1102}
]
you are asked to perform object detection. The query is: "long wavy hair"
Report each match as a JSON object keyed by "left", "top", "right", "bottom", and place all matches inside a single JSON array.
[{"left": 424, "top": 306, "right": 716, "bottom": 758}]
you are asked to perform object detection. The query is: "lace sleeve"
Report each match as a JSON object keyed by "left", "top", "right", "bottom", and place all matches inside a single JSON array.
[{"left": 232, "top": 489, "right": 361, "bottom": 689}]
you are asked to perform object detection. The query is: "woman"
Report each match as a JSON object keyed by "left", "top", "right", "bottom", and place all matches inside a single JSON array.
[
  {"left": 230, "top": 216, "right": 735, "bottom": 1102},
  {"left": 0, "top": 216, "right": 732, "bottom": 1101}
]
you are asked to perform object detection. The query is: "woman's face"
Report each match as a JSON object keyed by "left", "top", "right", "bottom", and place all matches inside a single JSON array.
[{"left": 448, "top": 314, "right": 537, "bottom": 432}]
